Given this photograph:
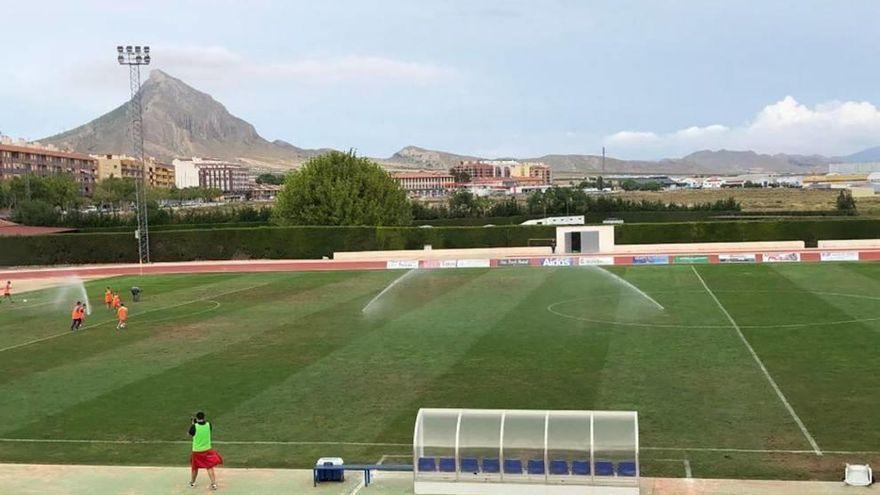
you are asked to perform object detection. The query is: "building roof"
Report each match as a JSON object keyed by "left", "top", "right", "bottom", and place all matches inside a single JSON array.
[
  {"left": 0, "top": 143, "right": 95, "bottom": 162},
  {"left": 391, "top": 171, "right": 454, "bottom": 179},
  {"left": 0, "top": 220, "right": 76, "bottom": 237}
]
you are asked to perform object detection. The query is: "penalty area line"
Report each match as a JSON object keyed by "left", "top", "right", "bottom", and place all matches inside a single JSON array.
[
  {"left": 690, "top": 266, "right": 823, "bottom": 456},
  {"left": 0, "top": 283, "right": 268, "bottom": 354}
]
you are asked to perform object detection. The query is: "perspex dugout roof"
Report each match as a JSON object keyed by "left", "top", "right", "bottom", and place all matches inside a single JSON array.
[{"left": 413, "top": 408, "right": 639, "bottom": 495}]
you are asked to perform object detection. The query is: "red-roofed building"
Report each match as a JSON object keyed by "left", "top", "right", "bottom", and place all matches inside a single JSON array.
[
  {"left": 391, "top": 171, "right": 455, "bottom": 197},
  {"left": 0, "top": 220, "right": 75, "bottom": 237},
  {"left": 0, "top": 141, "right": 97, "bottom": 194}
]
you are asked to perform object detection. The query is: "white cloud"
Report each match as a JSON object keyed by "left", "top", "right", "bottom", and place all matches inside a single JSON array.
[
  {"left": 605, "top": 96, "right": 880, "bottom": 158},
  {"left": 66, "top": 45, "right": 458, "bottom": 92}
]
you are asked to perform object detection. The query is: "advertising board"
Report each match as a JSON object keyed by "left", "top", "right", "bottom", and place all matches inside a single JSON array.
[
  {"left": 386, "top": 260, "right": 419, "bottom": 269},
  {"left": 633, "top": 255, "right": 669, "bottom": 265},
  {"left": 719, "top": 253, "right": 756, "bottom": 263},
  {"left": 820, "top": 251, "right": 859, "bottom": 262},
  {"left": 763, "top": 252, "right": 800, "bottom": 263},
  {"left": 578, "top": 256, "right": 615, "bottom": 266}
]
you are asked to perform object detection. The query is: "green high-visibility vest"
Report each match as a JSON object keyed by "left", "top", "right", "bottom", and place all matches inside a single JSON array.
[{"left": 192, "top": 422, "right": 212, "bottom": 452}]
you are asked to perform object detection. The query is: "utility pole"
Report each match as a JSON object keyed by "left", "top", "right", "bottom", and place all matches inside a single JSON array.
[{"left": 116, "top": 45, "right": 151, "bottom": 265}]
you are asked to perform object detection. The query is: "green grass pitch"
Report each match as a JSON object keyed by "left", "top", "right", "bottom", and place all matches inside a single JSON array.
[{"left": 1, "top": 263, "right": 879, "bottom": 480}]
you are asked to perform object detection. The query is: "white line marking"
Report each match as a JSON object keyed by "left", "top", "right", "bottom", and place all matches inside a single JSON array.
[
  {"left": 655, "top": 458, "right": 692, "bottom": 478},
  {"left": 690, "top": 266, "right": 823, "bottom": 456},
  {"left": 0, "top": 438, "right": 411, "bottom": 447},
  {"left": 346, "top": 476, "right": 366, "bottom": 495},
  {"left": 0, "top": 437, "right": 873, "bottom": 455},
  {"left": 3, "top": 301, "right": 52, "bottom": 311},
  {"left": 361, "top": 269, "right": 416, "bottom": 313},
  {"left": 0, "top": 283, "right": 267, "bottom": 353}
]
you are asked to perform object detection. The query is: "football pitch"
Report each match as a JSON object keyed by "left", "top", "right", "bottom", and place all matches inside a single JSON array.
[{"left": 1, "top": 263, "right": 879, "bottom": 481}]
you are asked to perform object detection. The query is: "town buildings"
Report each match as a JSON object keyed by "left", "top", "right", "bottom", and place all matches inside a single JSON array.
[
  {"left": 94, "top": 154, "right": 174, "bottom": 188},
  {"left": 391, "top": 171, "right": 455, "bottom": 197},
  {"left": 0, "top": 138, "right": 97, "bottom": 194},
  {"left": 172, "top": 157, "right": 254, "bottom": 192}
]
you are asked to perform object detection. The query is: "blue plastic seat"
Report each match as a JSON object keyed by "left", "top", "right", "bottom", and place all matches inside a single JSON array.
[
  {"left": 439, "top": 458, "right": 456, "bottom": 472},
  {"left": 595, "top": 460, "right": 614, "bottom": 476},
  {"left": 550, "top": 460, "right": 569, "bottom": 475},
  {"left": 418, "top": 457, "right": 436, "bottom": 472},
  {"left": 503, "top": 459, "right": 523, "bottom": 474},
  {"left": 460, "top": 458, "right": 479, "bottom": 473},
  {"left": 572, "top": 460, "right": 590, "bottom": 475},
  {"left": 527, "top": 459, "right": 545, "bottom": 475},
  {"left": 482, "top": 458, "right": 500, "bottom": 473},
  {"left": 618, "top": 461, "right": 637, "bottom": 477}
]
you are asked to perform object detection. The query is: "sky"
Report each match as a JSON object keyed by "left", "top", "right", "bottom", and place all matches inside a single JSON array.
[{"left": 2, "top": 0, "right": 880, "bottom": 160}]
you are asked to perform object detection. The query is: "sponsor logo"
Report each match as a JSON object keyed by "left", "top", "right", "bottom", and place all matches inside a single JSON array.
[
  {"left": 763, "top": 252, "right": 800, "bottom": 263},
  {"left": 456, "top": 259, "right": 491, "bottom": 268},
  {"left": 673, "top": 255, "right": 709, "bottom": 264},
  {"left": 719, "top": 253, "right": 756, "bottom": 263},
  {"left": 578, "top": 256, "right": 615, "bottom": 266},
  {"left": 541, "top": 257, "right": 573, "bottom": 267},
  {"left": 386, "top": 260, "right": 419, "bottom": 269},
  {"left": 498, "top": 258, "right": 531, "bottom": 266},
  {"left": 633, "top": 255, "right": 669, "bottom": 265},
  {"left": 820, "top": 251, "right": 859, "bottom": 262}
]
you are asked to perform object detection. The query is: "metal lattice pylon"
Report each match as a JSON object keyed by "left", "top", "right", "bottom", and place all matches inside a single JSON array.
[{"left": 118, "top": 46, "right": 151, "bottom": 265}]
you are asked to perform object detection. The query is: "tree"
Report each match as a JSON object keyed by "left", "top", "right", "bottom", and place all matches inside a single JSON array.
[
  {"left": 93, "top": 177, "right": 136, "bottom": 211},
  {"left": 12, "top": 199, "right": 60, "bottom": 226},
  {"left": 451, "top": 169, "right": 471, "bottom": 183},
  {"left": 256, "top": 173, "right": 285, "bottom": 185},
  {"left": 273, "top": 150, "right": 411, "bottom": 226},
  {"left": 596, "top": 176, "right": 605, "bottom": 191},
  {"left": 836, "top": 190, "right": 857, "bottom": 214}
]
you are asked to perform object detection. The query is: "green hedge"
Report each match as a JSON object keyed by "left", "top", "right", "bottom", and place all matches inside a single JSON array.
[
  {"left": 4, "top": 219, "right": 880, "bottom": 266},
  {"left": 0, "top": 226, "right": 556, "bottom": 266},
  {"left": 616, "top": 218, "right": 880, "bottom": 247}
]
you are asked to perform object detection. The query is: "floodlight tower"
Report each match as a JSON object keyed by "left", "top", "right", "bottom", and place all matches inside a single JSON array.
[{"left": 117, "top": 45, "right": 151, "bottom": 265}]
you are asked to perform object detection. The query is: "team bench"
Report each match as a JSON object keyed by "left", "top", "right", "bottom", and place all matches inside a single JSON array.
[{"left": 312, "top": 463, "right": 414, "bottom": 487}]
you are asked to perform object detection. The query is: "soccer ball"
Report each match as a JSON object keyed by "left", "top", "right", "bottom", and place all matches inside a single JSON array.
[{"left": 22, "top": 299, "right": 27, "bottom": 303}]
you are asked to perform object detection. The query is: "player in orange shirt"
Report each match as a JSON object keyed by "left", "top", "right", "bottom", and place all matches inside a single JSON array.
[
  {"left": 2, "top": 280, "right": 12, "bottom": 304},
  {"left": 104, "top": 287, "right": 113, "bottom": 310},
  {"left": 112, "top": 292, "right": 121, "bottom": 310},
  {"left": 116, "top": 303, "right": 128, "bottom": 330},
  {"left": 70, "top": 302, "right": 85, "bottom": 331}
]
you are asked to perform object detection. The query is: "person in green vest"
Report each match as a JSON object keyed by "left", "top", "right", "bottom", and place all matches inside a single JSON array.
[{"left": 189, "top": 411, "right": 223, "bottom": 490}]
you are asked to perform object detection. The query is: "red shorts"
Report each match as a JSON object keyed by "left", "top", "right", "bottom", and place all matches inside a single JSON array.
[{"left": 191, "top": 449, "right": 223, "bottom": 469}]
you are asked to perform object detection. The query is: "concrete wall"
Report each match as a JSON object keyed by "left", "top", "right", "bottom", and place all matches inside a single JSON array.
[
  {"left": 817, "top": 239, "right": 880, "bottom": 249},
  {"left": 612, "top": 240, "right": 805, "bottom": 254},
  {"left": 334, "top": 246, "right": 552, "bottom": 261}
]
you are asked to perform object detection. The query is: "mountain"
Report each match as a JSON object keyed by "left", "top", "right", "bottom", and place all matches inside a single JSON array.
[
  {"left": 40, "top": 69, "right": 861, "bottom": 175},
  {"left": 42, "top": 70, "right": 321, "bottom": 169},
  {"left": 839, "top": 146, "right": 880, "bottom": 163},
  {"left": 387, "top": 146, "right": 480, "bottom": 170},
  {"left": 386, "top": 147, "right": 832, "bottom": 175}
]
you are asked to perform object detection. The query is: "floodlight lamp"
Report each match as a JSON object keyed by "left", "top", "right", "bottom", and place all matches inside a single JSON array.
[
  {"left": 135, "top": 55, "right": 142, "bottom": 63},
  {"left": 134, "top": 46, "right": 141, "bottom": 53},
  {"left": 118, "top": 55, "right": 125, "bottom": 64},
  {"left": 117, "top": 46, "right": 124, "bottom": 53},
  {"left": 143, "top": 46, "right": 150, "bottom": 54},
  {"left": 143, "top": 55, "right": 150, "bottom": 64},
  {"left": 126, "top": 46, "right": 133, "bottom": 53}
]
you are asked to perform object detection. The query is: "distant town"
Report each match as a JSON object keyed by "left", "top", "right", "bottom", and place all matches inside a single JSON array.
[{"left": 2, "top": 134, "right": 879, "bottom": 213}]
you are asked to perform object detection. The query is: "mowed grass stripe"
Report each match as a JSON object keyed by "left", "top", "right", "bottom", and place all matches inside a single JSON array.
[
  {"left": 0, "top": 273, "right": 257, "bottom": 349},
  {"left": 215, "top": 268, "right": 554, "bottom": 445},
  {"left": 589, "top": 265, "right": 810, "bottom": 451},
  {"left": 0, "top": 271, "right": 381, "bottom": 437},
  {"left": 378, "top": 267, "right": 614, "bottom": 441},
  {"left": 737, "top": 263, "right": 880, "bottom": 450},
  {"left": 691, "top": 266, "right": 822, "bottom": 455},
  {"left": 5, "top": 269, "right": 478, "bottom": 449},
  {"left": 0, "top": 273, "right": 305, "bottom": 379}
]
